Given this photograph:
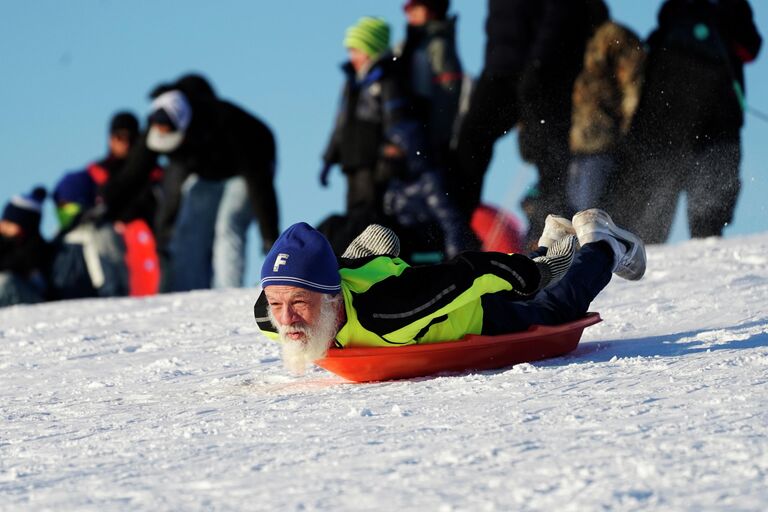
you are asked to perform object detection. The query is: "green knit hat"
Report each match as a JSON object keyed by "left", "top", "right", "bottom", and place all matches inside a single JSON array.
[{"left": 343, "top": 17, "right": 390, "bottom": 58}]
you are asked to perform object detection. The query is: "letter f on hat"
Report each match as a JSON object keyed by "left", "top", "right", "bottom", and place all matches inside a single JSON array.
[{"left": 273, "top": 253, "right": 289, "bottom": 272}]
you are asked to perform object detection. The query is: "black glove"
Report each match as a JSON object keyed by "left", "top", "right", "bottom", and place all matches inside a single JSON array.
[{"left": 319, "top": 163, "right": 333, "bottom": 187}]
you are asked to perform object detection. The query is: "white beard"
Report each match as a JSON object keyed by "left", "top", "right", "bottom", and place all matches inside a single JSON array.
[{"left": 268, "top": 296, "right": 341, "bottom": 375}]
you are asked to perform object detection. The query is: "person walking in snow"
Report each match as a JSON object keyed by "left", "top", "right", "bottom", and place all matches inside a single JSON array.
[
  {"left": 253, "top": 209, "right": 646, "bottom": 374},
  {"left": 607, "top": 0, "right": 762, "bottom": 243}
]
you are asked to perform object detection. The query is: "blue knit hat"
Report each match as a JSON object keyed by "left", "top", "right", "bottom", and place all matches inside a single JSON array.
[
  {"left": 52, "top": 170, "right": 97, "bottom": 208},
  {"left": 260, "top": 222, "right": 341, "bottom": 294}
]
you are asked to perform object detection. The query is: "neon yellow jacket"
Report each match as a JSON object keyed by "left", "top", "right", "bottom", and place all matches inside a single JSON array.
[{"left": 254, "top": 251, "right": 543, "bottom": 348}]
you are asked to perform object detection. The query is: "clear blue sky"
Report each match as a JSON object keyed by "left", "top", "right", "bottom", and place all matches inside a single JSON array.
[{"left": 1, "top": 1, "right": 766, "bottom": 286}]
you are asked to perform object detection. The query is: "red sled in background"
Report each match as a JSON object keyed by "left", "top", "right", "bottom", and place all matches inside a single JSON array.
[
  {"left": 121, "top": 219, "right": 160, "bottom": 296},
  {"left": 471, "top": 203, "right": 526, "bottom": 254},
  {"left": 315, "top": 313, "right": 601, "bottom": 383}
]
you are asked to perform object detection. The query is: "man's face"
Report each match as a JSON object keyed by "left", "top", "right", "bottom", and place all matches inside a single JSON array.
[
  {"left": 264, "top": 285, "right": 325, "bottom": 341},
  {"left": 265, "top": 285, "right": 342, "bottom": 374},
  {"left": 109, "top": 129, "right": 133, "bottom": 159}
]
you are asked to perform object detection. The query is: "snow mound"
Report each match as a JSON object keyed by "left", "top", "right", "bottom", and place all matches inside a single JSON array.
[{"left": 2, "top": 234, "right": 768, "bottom": 511}]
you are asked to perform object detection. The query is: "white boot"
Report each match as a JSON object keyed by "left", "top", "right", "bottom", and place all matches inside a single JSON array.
[
  {"left": 572, "top": 209, "right": 646, "bottom": 281},
  {"left": 537, "top": 214, "right": 576, "bottom": 248}
]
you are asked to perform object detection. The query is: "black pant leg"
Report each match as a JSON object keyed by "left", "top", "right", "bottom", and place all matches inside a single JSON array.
[
  {"left": 481, "top": 242, "right": 613, "bottom": 335},
  {"left": 686, "top": 140, "right": 741, "bottom": 238},
  {"left": 451, "top": 73, "right": 519, "bottom": 217}
]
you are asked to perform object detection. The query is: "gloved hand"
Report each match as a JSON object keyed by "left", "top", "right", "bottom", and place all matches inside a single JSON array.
[
  {"left": 319, "top": 162, "right": 333, "bottom": 187},
  {"left": 533, "top": 235, "right": 578, "bottom": 290}
]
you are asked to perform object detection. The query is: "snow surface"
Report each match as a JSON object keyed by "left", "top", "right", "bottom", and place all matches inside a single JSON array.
[{"left": 2, "top": 234, "right": 768, "bottom": 511}]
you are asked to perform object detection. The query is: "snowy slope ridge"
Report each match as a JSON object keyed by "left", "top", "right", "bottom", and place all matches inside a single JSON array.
[{"left": 1, "top": 234, "right": 767, "bottom": 511}]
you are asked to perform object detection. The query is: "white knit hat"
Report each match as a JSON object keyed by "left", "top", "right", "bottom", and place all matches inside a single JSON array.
[{"left": 146, "top": 90, "right": 192, "bottom": 153}]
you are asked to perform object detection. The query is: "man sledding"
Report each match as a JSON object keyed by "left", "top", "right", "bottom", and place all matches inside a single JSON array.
[{"left": 254, "top": 209, "right": 645, "bottom": 375}]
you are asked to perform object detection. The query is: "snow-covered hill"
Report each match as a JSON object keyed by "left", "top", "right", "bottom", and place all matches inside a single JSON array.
[{"left": 2, "top": 234, "right": 768, "bottom": 511}]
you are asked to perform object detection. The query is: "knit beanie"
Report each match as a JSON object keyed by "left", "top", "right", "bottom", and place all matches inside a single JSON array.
[
  {"left": 110, "top": 111, "right": 140, "bottom": 137},
  {"left": 53, "top": 170, "right": 97, "bottom": 208},
  {"left": 261, "top": 222, "right": 341, "bottom": 294},
  {"left": 109, "top": 111, "right": 140, "bottom": 148},
  {"left": 2, "top": 186, "right": 47, "bottom": 234},
  {"left": 146, "top": 90, "right": 192, "bottom": 153},
  {"left": 344, "top": 17, "right": 390, "bottom": 58}
]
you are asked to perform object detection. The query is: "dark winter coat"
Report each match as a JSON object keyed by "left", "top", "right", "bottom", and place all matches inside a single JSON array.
[
  {"left": 0, "top": 233, "right": 51, "bottom": 277},
  {"left": 480, "top": 0, "right": 608, "bottom": 162},
  {"left": 87, "top": 157, "right": 161, "bottom": 229},
  {"left": 636, "top": 0, "right": 762, "bottom": 139},
  {"left": 484, "top": 0, "right": 607, "bottom": 83},
  {"left": 655, "top": 0, "right": 760, "bottom": 84},
  {"left": 322, "top": 54, "right": 426, "bottom": 174},
  {"left": 570, "top": 21, "right": 646, "bottom": 155},
  {"left": 396, "top": 17, "right": 463, "bottom": 162},
  {"left": 103, "top": 78, "right": 279, "bottom": 250}
]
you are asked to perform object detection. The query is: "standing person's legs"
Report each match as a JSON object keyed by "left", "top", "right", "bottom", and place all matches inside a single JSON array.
[
  {"left": 524, "top": 128, "right": 571, "bottom": 248},
  {"left": 345, "top": 167, "right": 377, "bottom": 215},
  {"left": 451, "top": 73, "right": 519, "bottom": 218},
  {"left": 632, "top": 154, "right": 686, "bottom": 245},
  {"left": 481, "top": 242, "right": 614, "bottom": 334},
  {"left": 167, "top": 175, "right": 225, "bottom": 292},
  {"left": 213, "top": 176, "right": 253, "bottom": 288},
  {"left": 686, "top": 140, "right": 741, "bottom": 238},
  {"left": 155, "top": 162, "right": 186, "bottom": 293},
  {"left": 0, "top": 272, "right": 45, "bottom": 307},
  {"left": 566, "top": 153, "right": 616, "bottom": 212}
]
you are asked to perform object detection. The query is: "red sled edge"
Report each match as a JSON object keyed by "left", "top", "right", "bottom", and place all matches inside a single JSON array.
[{"left": 314, "top": 312, "right": 602, "bottom": 383}]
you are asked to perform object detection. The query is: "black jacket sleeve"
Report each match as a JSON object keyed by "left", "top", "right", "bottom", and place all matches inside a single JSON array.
[
  {"left": 100, "top": 136, "right": 160, "bottom": 220},
  {"left": 227, "top": 104, "right": 280, "bottom": 251}
]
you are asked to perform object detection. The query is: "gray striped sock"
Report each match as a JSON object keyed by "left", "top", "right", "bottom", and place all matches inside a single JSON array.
[
  {"left": 342, "top": 224, "right": 401, "bottom": 259},
  {"left": 533, "top": 235, "right": 578, "bottom": 289}
]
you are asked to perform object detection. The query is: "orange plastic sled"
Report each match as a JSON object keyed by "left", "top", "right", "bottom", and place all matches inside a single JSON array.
[{"left": 315, "top": 313, "right": 602, "bottom": 382}]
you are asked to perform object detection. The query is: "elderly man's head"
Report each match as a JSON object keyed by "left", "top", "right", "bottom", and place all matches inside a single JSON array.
[
  {"left": 261, "top": 223, "right": 344, "bottom": 374},
  {"left": 264, "top": 286, "right": 343, "bottom": 374}
]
